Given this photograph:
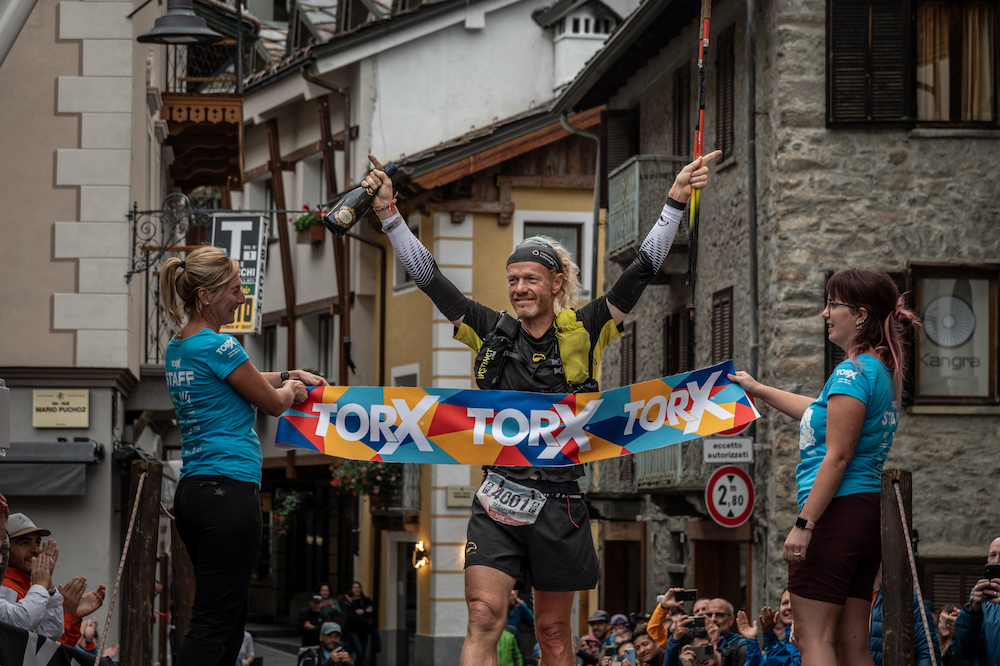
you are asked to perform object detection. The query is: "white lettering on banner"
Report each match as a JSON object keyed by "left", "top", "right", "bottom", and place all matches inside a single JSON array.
[
  {"left": 221, "top": 220, "right": 253, "bottom": 260},
  {"left": 529, "top": 410, "right": 560, "bottom": 447},
  {"left": 384, "top": 396, "right": 437, "bottom": 454},
  {"left": 493, "top": 409, "right": 530, "bottom": 447},
  {"left": 336, "top": 404, "right": 369, "bottom": 441},
  {"left": 549, "top": 401, "right": 603, "bottom": 455},
  {"left": 370, "top": 405, "right": 398, "bottom": 443},
  {"left": 667, "top": 390, "right": 696, "bottom": 427},
  {"left": 312, "top": 403, "right": 338, "bottom": 436},
  {"left": 640, "top": 395, "right": 668, "bottom": 431},
  {"left": 623, "top": 400, "right": 643, "bottom": 435},
  {"left": 468, "top": 408, "right": 493, "bottom": 444},
  {"left": 684, "top": 371, "right": 734, "bottom": 433}
]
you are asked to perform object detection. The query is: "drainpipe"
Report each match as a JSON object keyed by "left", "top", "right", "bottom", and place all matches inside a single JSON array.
[
  {"left": 560, "top": 112, "right": 601, "bottom": 300},
  {"left": 0, "top": 0, "right": 39, "bottom": 69}
]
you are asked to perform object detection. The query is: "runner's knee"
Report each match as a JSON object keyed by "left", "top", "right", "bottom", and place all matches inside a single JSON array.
[
  {"left": 536, "top": 618, "right": 571, "bottom": 648},
  {"left": 466, "top": 598, "right": 506, "bottom": 634}
]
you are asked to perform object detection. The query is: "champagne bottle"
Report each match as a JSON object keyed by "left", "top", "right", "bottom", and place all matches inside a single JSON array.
[{"left": 322, "top": 164, "right": 398, "bottom": 237}]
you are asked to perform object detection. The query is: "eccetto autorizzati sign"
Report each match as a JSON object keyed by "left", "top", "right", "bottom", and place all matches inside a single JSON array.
[{"left": 275, "top": 360, "right": 760, "bottom": 466}]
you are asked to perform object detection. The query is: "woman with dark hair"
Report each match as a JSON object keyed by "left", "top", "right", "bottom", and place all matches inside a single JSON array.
[
  {"left": 160, "top": 246, "right": 323, "bottom": 665},
  {"left": 343, "top": 581, "right": 377, "bottom": 665},
  {"left": 729, "top": 267, "right": 920, "bottom": 666}
]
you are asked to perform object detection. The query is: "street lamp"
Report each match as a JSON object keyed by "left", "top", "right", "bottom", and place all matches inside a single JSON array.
[{"left": 137, "top": 0, "right": 224, "bottom": 44}]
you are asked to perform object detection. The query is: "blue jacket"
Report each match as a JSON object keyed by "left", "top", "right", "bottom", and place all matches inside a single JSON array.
[
  {"left": 745, "top": 632, "right": 800, "bottom": 666},
  {"left": 953, "top": 601, "right": 1000, "bottom": 666},
  {"left": 870, "top": 590, "right": 941, "bottom": 666},
  {"left": 506, "top": 604, "right": 534, "bottom": 633}
]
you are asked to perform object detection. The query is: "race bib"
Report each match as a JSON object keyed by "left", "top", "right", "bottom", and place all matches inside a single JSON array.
[{"left": 476, "top": 472, "right": 547, "bottom": 526}]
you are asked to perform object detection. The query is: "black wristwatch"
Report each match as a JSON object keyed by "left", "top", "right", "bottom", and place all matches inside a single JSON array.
[
  {"left": 280, "top": 370, "right": 290, "bottom": 382},
  {"left": 795, "top": 516, "right": 815, "bottom": 530}
]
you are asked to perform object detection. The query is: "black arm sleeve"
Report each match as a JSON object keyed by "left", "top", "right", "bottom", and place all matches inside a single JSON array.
[{"left": 606, "top": 198, "right": 685, "bottom": 314}]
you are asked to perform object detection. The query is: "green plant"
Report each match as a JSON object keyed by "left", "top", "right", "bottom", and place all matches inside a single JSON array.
[
  {"left": 294, "top": 205, "right": 325, "bottom": 232},
  {"left": 272, "top": 488, "right": 311, "bottom": 536},
  {"left": 329, "top": 459, "right": 400, "bottom": 509}
]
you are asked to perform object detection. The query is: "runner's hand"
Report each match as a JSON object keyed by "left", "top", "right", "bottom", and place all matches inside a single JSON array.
[
  {"left": 365, "top": 155, "right": 395, "bottom": 210},
  {"left": 668, "top": 151, "right": 722, "bottom": 204}
]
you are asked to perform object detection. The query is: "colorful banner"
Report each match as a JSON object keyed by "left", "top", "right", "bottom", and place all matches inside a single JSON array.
[
  {"left": 275, "top": 360, "right": 760, "bottom": 466},
  {"left": 0, "top": 620, "right": 107, "bottom": 665}
]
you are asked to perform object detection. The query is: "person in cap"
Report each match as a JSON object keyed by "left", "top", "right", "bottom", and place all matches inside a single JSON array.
[
  {"left": 362, "top": 149, "right": 720, "bottom": 666},
  {"left": 299, "top": 593, "right": 327, "bottom": 647},
  {"left": 297, "top": 621, "right": 353, "bottom": 666},
  {"left": 588, "top": 610, "right": 613, "bottom": 649},
  {"left": 576, "top": 634, "right": 601, "bottom": 665},
  {"left": 0, "top": 512, "right": 105, "bottom": 644}
]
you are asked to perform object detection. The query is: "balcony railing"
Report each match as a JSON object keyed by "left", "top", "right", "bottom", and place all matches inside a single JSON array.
[
  {"left": 607, "top": 155, "right": 689, "bottom": 263},
  {"left": 580, "top": 441, "right": 711, "bottom": 495}
]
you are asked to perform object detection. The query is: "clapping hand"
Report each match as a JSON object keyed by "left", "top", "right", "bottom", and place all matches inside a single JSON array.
[
  {"left": 76, "top": 583, "right": 106, "bottom": 618},
  {"left": 736, "top": 610, "right": 758, "bottom": 640},
  {"left": 0, "top": 493, "right": 8, "bottom": 539},
  {"left": 758, "top": 606, "right": 776, "bottom": 634}
]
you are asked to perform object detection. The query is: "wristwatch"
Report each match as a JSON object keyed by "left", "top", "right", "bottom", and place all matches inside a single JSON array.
[
  {"left": 280, "top": 370, "right": 290, "bottom": 382},
  {"left": 795, "top": 516, "right": 815, "bottom": 530}
]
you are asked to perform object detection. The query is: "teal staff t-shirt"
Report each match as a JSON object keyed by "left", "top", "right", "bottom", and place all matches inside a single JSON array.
[
  {"left": 796, "top": 354, "right": 899, "bottom": 510},
  {"left": 165, "top": 329, "right": 262, "bottom": 484}
]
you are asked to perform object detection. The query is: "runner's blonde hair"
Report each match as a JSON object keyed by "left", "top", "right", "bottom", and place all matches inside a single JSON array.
[{"left": 533, "top": 235, "right": 582, "bottom": 313}]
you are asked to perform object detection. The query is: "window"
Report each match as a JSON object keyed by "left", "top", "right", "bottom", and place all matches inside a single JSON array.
[
  {"left": 827, "top": 0, "right": 999, "bottom": 126},
  {"left": 673, "top": 63, "right": 691, "bottom": 159},
  {"left": 573, "top": 17, "right": 580, "bottom": 33},
  {"left": 621, "top": 321, "right": 636, "bottom": 386},
  {"left": 663, "top": 310, "right": 690, "bottom": 376},
  {"left": 711, "top": 287, "right": 734, "bottom": 364},
  {"left": 523, "top": 222, "right": 582, "bottom": 275},
  {"left": 263, "top": 323, "right": 277, "bottom": 372},
  {"left": 391, "top": 363, "right": 420, "bottom": 387},
  {"left": 912, "top": 263, "right": 998, "bottom": 404},
  {"left": 917, "top": 1, "right": 996, "bottom": 122},
  {"left": 600, "top": 108, "right": 640, "bottom": 208},
  {"left": 318, "top": 313, "right": 334, "bottom": 380},
  {"left": 584, "top": 18, "right": 591, "bottom": 33},
  {"left": 715, "top": 27, "right": 736, "bottom": 161},
  {"left": 393, "top": 214, "right": 421, "bottom": 289}
]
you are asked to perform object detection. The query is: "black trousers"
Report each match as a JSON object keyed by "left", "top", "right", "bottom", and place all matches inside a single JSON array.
[{"left": 174, "top": 475, "right": 262, "bottom": 666}]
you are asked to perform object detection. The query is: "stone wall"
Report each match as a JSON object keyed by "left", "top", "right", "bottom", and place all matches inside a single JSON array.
[{"left": 598, "top": 0, "right": 1000, "bottom": 612}]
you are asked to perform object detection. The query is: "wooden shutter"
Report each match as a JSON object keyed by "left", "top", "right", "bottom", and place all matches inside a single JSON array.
[
  {"left": 621, "top": 321, "right": 636, "bottom": 386},
  {"left": 600, "top": 109, "right": 639, "bottom": 208},
  {"left": 828, "top": 0, "right": 912, "bottom": 125},
  {"left": 663, "top": 311, "right": 690, "bottom": 375},
  {"left": 711, "top": 288, "right": 734, "bottom": 364},
  {"left": 921, "top": 559, "right": 985, "bottom": 612},
  {"left": 716, "top": 27, "right": 736, "bottom": 160},
  {"left": 673, "top": 64, "right": 691, "bottom": 159}
]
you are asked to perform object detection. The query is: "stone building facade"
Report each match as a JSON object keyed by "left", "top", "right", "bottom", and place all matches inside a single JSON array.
[{"left": 558, "top": 0, "right": 1000, "bottom": 615}]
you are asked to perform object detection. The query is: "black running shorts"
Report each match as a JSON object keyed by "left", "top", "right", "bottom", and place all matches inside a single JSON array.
[{"left": 464, "top": 474, "right": 600, "bottom": 592}]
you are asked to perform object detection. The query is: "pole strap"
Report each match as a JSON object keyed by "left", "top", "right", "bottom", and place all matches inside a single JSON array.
[
  {"left": 96, "top": 470, "right": 148, "bottom": 659},
  {"left": 893, "top": 480, "right": 938, "bottom": 666}
]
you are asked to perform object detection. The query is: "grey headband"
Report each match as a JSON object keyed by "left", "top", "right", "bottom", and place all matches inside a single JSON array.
[{"left": 506, "top": 237, "right": 563, "bottom": 273}]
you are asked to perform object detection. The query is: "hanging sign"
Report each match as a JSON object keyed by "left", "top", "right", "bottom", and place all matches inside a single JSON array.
[
  {"left": 275, "top": 360, "right": 761, "bottom": 466},
  {"left": 212, "top": 214, "right": 268, "bottom": 334},
  {"left": 706, "top": 465, "right": 754, "bottom": 528}
]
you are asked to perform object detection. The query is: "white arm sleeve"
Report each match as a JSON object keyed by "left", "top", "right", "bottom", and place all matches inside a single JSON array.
[{"left": 0, "top": 584, "right": 49, "bottom": 631}]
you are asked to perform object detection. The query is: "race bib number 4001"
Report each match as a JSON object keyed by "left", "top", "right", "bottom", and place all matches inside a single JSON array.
[{"left": 476, "top": 472, "right": 547, "bottom": 526}]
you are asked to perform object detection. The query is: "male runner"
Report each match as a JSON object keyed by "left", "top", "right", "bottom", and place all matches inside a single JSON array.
[{"left": 364, "top": 149, "right": 720, "bottom": 666}]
